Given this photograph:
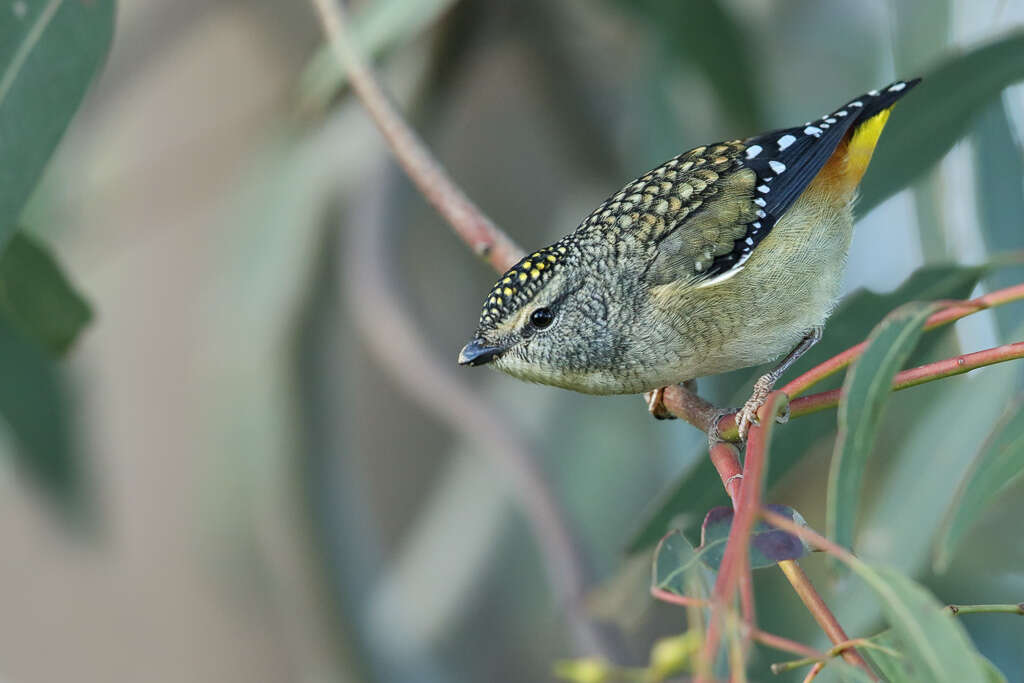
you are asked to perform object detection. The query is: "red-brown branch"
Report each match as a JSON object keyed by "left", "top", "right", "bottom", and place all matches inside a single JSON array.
[{"left": 310, "top": 0, "right": 524, "bottom": 273}]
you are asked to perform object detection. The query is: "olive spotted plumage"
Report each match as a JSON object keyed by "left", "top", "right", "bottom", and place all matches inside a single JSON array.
[{"left": 459, "top": 79, "right": 920, "bottom": 437}]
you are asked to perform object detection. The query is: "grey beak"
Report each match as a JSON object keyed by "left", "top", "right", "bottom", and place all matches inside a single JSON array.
[{"left": 458, "top": 339, "right": 504, "bottom": 366}]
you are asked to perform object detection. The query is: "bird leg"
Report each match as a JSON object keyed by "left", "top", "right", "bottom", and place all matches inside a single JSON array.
[
  {"left": 736, "top": 326, "right": 823, "bottom": 440},
  {"left": 644, "top": 379, "right": 697, "bottom": 420}
]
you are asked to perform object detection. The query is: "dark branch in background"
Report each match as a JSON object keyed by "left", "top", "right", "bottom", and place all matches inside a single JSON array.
[
  {"left": 344, "top": 157, "right": 613, "bottom": 658},
  {"left": 310, "top": 0, "right": 523, "bottom": 272}
]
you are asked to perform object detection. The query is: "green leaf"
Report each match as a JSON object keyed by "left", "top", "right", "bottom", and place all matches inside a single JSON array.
[
  {"left": 627, "top": 264, "right": 984, "bottom": 553},
  {"left": 859, "top": 30, "right": 1024, "bottom": 215},
  {"left": 0, "top": 316, "right": 82, "bottom": 518},
  {"left": 610, "top": 0, "right": 764, "bottom": 131},
  {"left": 972, "top": 100, "right": 1024, "bottom": 337},
  {"left": 827, "top": 302, "right": 938, "bottom": 557},
  {"left": 651, "top": 530, "right": 713, "bottom": 598},
  {"left": 864, "top": 630, "right": 1007, "bottom": 683},
  {"left": 0, "top": 0, "right": 115, "bottom": 245},
  {"left": 697, "top": 504, "right": 810, "bottom": 571},
  {"left": 850, "top": 564, "right": 988, "bottom": 682},
  {"left": 934, "top": 397, "right": 1024, "bottom": 571},
  {"left": 0, "top": 232, "right": 91, "bottom": 356}
]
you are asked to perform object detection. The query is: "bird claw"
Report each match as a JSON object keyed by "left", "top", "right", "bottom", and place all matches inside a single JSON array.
[
  {"left": 644, "top": 387, "right": 676, "bottom": 420},
  {"left": 736, "top": 375, "right": 776, "bottom": 441}
]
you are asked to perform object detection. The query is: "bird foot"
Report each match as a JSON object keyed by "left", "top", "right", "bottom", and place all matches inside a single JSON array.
[
  {"left": 737, "top": 375, "right": 777, "bottom": 441},
  {"left": 644, "top": 386, "right": 676, "bottom": 420}
]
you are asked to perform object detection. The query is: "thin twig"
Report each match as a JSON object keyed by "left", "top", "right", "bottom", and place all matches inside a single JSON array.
[
  {"left": 946, "top": 603, "right": 1024, "bottom": 616},
  {"left": 707, "top": 335, "right": 1024, "bottom": 441},
  {"left": 802, "top": 661, "right": 826, "bottom": 683},
  {"left": 782, "top": 282, "right": 1024, "bottom": 399},
  {"left": 310, "top": 0, "right": 524, "bottom": 272},
  {"left": 777, "top": 561, "right": 874, "bottom": 676},
  {"left": 344, "top": 163, "right": 612, "bottom": 657},
  {"left": 785, "top": 340, "right": 1024, "bottom": 420}
]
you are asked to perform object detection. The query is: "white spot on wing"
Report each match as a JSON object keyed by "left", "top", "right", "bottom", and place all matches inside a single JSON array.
[
  {"left": 849, "top": 100, "right": 863, "bottom": 107},
  {"left": 804, "top": 125, "right": 822, "bottom": 137},
  {"left": 868, "top": 89, "right": 879, "bottom": 96},
  {"left": 745, "top": 237, "right": 754, "bottom": 245},
  {"left": 756, "top": 209, "right": 767, "bottom": 218},
  {"left": 777, "top": 134, "right": 796, "bottom": 150},
  {"left": 752, "top": 221, "right": 761, "bottom": 228},
  {"left": 696, "top": 265, "right": 745, "bottom": 289},
  {"left": 754, "top": 197, "right": 766, "bottom": 207},
  {"left": 836, "top": 110, "right": 848, "bottom": 117},
  {"left": 889, "top": 82, "right": 906, "bottom": 92},
  {"left": 757, "top": 185, "right": 770, "bottom": 193},
  {"left": 745, "top": 145, "right": 763, "bottom": 159},
  {"left": 768, "top": 160, "right": 786, "bottom": 174},
  {"left": 825, "top": 117, "right": 837, "bottom": 124}
]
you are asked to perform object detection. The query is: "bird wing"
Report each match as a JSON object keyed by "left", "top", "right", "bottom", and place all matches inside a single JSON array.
[{"left": 586, "top": 79, "right": 920, "bottom": 287}]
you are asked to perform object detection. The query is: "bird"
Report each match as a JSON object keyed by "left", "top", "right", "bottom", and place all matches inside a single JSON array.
[{"left": 458, "top": 79, "right": 920, "bottom": 439}]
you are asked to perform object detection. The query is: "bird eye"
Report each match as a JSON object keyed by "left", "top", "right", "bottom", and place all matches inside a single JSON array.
[{"left": 529, "top": 307, "right": 555, "bottom": 329}]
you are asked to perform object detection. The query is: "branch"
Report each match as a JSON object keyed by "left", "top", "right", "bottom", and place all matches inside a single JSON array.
[
  {"left": 946, "top": 603, "right": 1024, "bottom": 616},
  {"left": 309, "top": 0, "right": 524, "bottom": 272},
  {"left": 783, "top": 282, "right": 1024, "bottom": 399},
  {"left": 703, "top": 408, "right": 875, "bottom": 680},
  {"left": 785, "top": 340, "right": 1024, "bottom": 420}
]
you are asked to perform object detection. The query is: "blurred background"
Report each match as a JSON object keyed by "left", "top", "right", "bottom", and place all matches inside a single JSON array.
[{"left": 2, "top": 0, "right": 1023, "bottom": 681}]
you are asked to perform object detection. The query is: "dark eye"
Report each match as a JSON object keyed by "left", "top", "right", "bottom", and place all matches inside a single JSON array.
[{"left": 529, "top": 307, "right": 555, "bottom": 329}]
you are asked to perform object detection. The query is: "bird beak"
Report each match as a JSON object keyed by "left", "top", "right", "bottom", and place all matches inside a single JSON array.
[{"left": 458, "top": 338, "right": 505, "bottom": 366}]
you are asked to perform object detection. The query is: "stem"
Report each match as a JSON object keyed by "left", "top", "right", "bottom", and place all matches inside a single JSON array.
[
  {"left": 706, "top": 338, "right": 1024, "bottom": 441},
  {"left": 783, "top": 282, "right": 1024, "bottom": 399},
  {"left": 309, "top": 0, "right": 524, "bottom": 272},
  {"left": 947, "top": 603, "right": 1024, "bottom": 616},
  {"left": 787, "top": 341, "right": 1024, "bottom": 420},
  {"left": 777, "top": 561, "right": 874, "bottom": 676},
  {"left": 770, "top": 638, "right": 890, "bottom": 674},
  {"left": 802, "top": 661, "right": 826, "bottom": 683}
]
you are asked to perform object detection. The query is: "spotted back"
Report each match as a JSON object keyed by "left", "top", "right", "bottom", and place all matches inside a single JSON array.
[{"left": 706, "top": 78, "right": 921, "bottom": 277}]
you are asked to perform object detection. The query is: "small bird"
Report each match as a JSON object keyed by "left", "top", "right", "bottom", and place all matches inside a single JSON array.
[{"left": 459, "top": 79, "right": 919, "bottom": 439}]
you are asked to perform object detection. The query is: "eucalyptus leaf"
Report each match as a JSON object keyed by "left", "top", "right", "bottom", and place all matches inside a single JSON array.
[
  {"left": 0, "top": 232, "right": 91, "bottom": 356},
  {"left": 697, "top": 504, "right": 810, "bottom": 571},
  {"left": 844, "top": 569, "right": 988, "bottom": 683},
  {"left": 627, "top": 265, "right": 985, "bottom": 553},
  {"left": 827, "top": 302, "right": 938, "bottom": 559},
  {"left": 0, "top": 316, "right": 82, "bottom": 518},
  {"left": 859, "top": 30, "right": 1024, "bottom": 214},
  {"left": 609, "top": 0, "right": 763, "bottom": 131},
  {"left": 934, "top": 397, "right": 1024, "bottom": 571},
  {"left": 651, "top": 529, "right": 713, "bottom": 598},
  {"left": 0, "top": 0, "right": 116, "bottom": 244},
  {"left": 972, "top": 100, "right": 1024, "bottom": 337}
]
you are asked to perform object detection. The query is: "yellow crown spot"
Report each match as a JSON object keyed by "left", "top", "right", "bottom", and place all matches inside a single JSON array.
[
  {"left": 490, "top": 308, "right": 499, "bottom": 316},
  {"left": 547, "top": 254, "right": 557, "bottom": 263},
  {"left": 558, "top": 246, "right": 567, "bottom": 254},
  {"left": 519, "top": 273, "right": 528, "bottom": 282},
  {"left": 536, "top": 262, "right": 545, "bottom": 270},
  {"left": 494, "top": 297, "right": 502, "bottom": 305},
  {"left": 522, "top": 261, "right": 532, "bottom": 270},
  {"left": 531, "top": 269, "right": 540, "bottom": 279},
  {"left": 503, "top": 287, "right": 512, "bottom": 296},
  {"left": 503, "top": 277, "right": 512, "bottom": 284}
]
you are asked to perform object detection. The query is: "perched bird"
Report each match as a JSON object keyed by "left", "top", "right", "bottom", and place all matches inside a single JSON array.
[{"left": 458, "top": 79, "right": 919, "bottom": 439}]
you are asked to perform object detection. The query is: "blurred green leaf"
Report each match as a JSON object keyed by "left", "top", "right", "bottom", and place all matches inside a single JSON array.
[
  {"left": 627, "top": 265, "right": 985, "bottom": 553},
  {"left": 0, "top": 0, "right": 115, "bottom": 244},
  {"left": 651, "top": 530, "right": 712, "bottom": 598},
  {"left": 0, "top": 316, "right": 81, "bottom": 517},
  {"left": 859, "top": 30, "right": 1024, "bottom": 215},
  {"left": 972, "top": 100, "right": 1024, "bottom": 337},
  {"left": 609, "top": 0, "right": 763, "bottom": 131},
  {"left": 697, "top": 504, "right": 810, "bottom": 571},
  {"left": 827, "top": 302, "right": 937, "bottom": 559},
  {"left": 865, "top": 629, "right": 1007, "bottom": 682},
  {"left": 0, "top": 232, "right": 91, "bottom": 356},
  {"left": 934, "top": 397, "right": 1024, "bottom": 571},
  {"left": 298, "top": 0, "right": 459, "bottom": 116},
  {"left": 851, "top": 564, "right": 988, "bottom": 682}
]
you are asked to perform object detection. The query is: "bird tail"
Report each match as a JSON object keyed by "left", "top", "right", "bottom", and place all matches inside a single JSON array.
[{"left": 841, "top": 78, "right": 921, "bottom": 189}]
